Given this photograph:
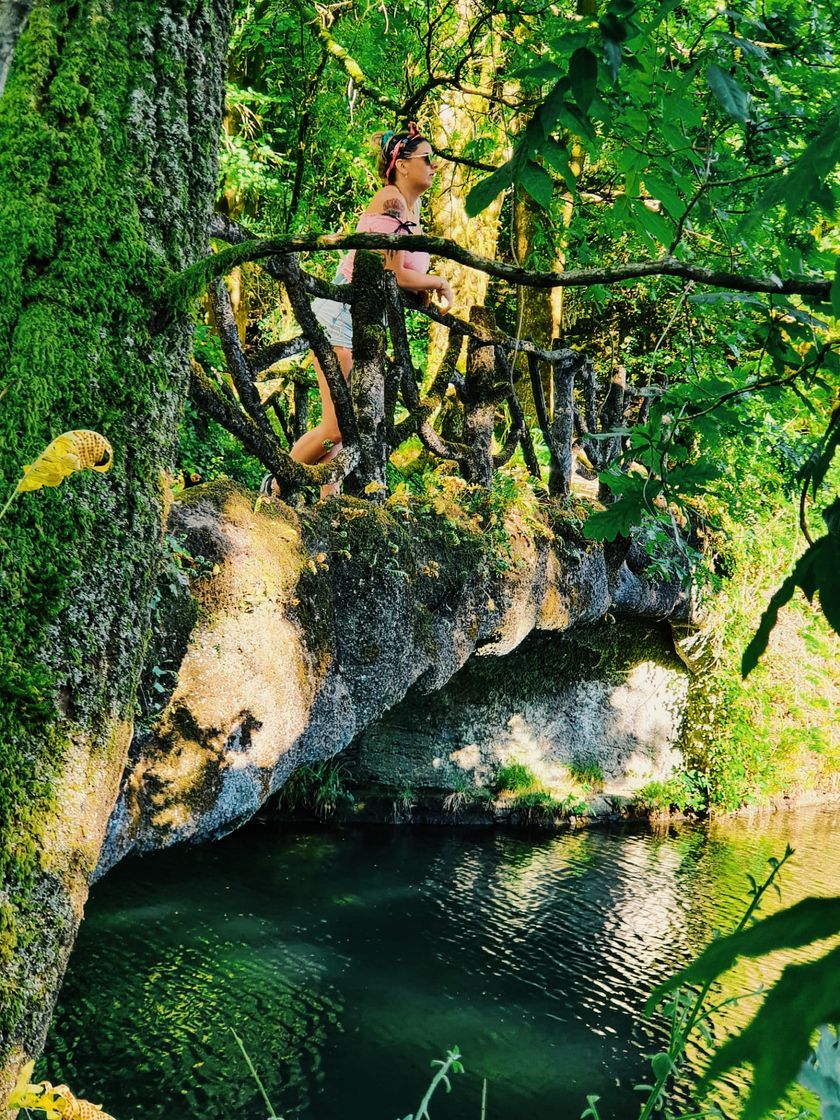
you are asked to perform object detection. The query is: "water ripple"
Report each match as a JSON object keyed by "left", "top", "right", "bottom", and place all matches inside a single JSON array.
[{"left": 43, "top": 810, "right": 840, "bottom": 1120}]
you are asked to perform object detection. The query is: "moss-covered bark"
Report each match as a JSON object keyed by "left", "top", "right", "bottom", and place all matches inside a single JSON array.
[{"left": 0, "top": 0, "right": 232, "bottom": 1091}]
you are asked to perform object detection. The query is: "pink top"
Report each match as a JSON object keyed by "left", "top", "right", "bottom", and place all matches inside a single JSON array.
[{"left": 337, "top": 212, "right": 431, "bottom": 282}]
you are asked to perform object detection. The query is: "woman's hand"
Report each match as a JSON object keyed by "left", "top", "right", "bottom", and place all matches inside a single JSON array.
[{"left": 432, "top": 276, "right": 454, "bottom": 313}]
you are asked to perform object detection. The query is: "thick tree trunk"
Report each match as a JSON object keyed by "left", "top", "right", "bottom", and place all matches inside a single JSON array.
[
  {"left": 0, "top": 0, "right": 232, "bottom": 1096},
  {"left": 463, "top": 305, "right": 497, "bottom": 487}
]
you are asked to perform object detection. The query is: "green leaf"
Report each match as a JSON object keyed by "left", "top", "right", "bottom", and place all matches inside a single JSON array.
[
  {"left": 797, "top": 1026, "right": 840, "bottom": 1114},
  {"left": 541, "top": 138, "right": 579, "bottom": 195},
  {"left": 600, "top": 12, "right": 628, "bottom": 43},
  {"left": 569, "top": 47, "right": 598, "bottom": 112},
  {"left": 555, "top": 99, "right": 598, "bottom": 144},
  {"left": 631, "top": 199, "right": 672, "bottom": 248},
  {"left": 706, "top": 64, "right": 749, "bottom": 123},
  {"left": 804, "top": 409, "right": 840, "bottom": 495},
  {"left": 652, "top": 897, "right": 840, "bottom": 1006},
  {"left": 717, "top": 31, "right": 768, "bottom": 58},
  {"left": 583, "top": 498, "right": 647, "bottom": 541},
  {"left": 742, "top": 526, "right": 840, "bottom": 674},
  {"left": 643, "top": 173, "right": 683, "bottom": 221},
  {"left": 667, "top": 459, "right": 721, "bottom": 491},
  {"left": 518, "top": 160, "right": 554, "bottom": 208},
  {"left": 703, "top": 944, "right": 840, "bottom": 1120},
  {"left": 650, "top": 1052, "right": 674, "bottom": 1080},
  {"left": 583, "top": 472, "right": 663, "bottom": 540},
  {"left": 536, "top": 79, "right": 572, "bottom": 139},
  {"left": 513, "top": 59, "right": 564, "bottom": 83},
  {"left": 740, "top": 101, "right": 840, "bottom": 232},
  {"left": 465, "top": 161, "right": 513, "bottom": 217},
  {"left": 547, "top": 31, "right": 591, "bottom": 55}
]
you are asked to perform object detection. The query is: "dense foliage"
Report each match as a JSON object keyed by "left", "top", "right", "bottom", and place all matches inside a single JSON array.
[
  {"left": 190, "top": 0, "right": 839, "bottom": 786},
  {"left": 201, "top": 0, "right": 838, "bottom": 641},
  {"left": 1, "top": 0, "right": 837, "bottom": 1110}
]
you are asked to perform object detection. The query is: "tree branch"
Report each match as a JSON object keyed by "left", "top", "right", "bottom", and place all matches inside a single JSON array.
[
  {"left": 251, "top": 336, "right": 309, "bottom": 376},
  {"left": 527, "top": 352, "right": 570, "bottom": 483},
  {"left": 274, "top": 253, "right": 358, "bottom": 450},
  {"left": 207, "top": 279, "right": 277, "bottom": 443},
  {"left": 189, "top": 359, "right": 305, "bottom": 485},
  {"left": 494, "top": 347, "right": 541, "bottom": 477},
  {"left": 190, "top": 359, "right": 357, "bottom": 489},
  {"left": 175, "top": 231, "right": 832, "bottom": 304},
  {"left": 316, "top": 22, "right": 402, "bottom": 112}
]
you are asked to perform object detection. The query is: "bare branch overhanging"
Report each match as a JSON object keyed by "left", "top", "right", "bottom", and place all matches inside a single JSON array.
[{"left": 181, "top": 230, "right": 832, "bottom": 301}]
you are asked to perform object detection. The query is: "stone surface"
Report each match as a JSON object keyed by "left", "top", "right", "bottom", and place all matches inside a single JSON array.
[
  {"left": 96, "top": 480, "right": 688, "bottom": 875},
  {"left": 343, "top": 624, "right": 689, "bottom": 798}
]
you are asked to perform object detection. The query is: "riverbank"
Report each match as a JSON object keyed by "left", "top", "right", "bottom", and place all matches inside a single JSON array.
[
  {"left": 267, "top": 775, "right": 840, "bottom": 832},
  {"left": 96, "top": 479, "right": 688, "bottom": 876}
]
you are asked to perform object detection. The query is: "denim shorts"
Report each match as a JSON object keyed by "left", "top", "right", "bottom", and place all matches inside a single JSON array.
[{"left": 311, "top": 273, "right": 353, "bottom": 349}]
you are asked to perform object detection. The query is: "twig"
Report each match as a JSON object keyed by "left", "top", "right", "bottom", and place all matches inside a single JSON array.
[{"left": 231, "top": 1029, "right": 282, "bottom": 1120}]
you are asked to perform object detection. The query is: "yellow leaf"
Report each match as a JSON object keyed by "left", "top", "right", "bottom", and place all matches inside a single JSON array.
[
  {"left": 17, "top": 431, "right": 113, "bottom": 494},
  {"left": 7, "top": 1058, "right": 35, "bottom": 1104},
  {"left": 5, "top": 1062, "right": 115, "bottom": 1119},
  {"left": 8, "top": 1078, "right": 65, "bottom": 1120}
]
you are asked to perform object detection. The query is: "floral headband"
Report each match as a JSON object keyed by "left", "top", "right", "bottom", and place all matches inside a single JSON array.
[{"left": 382, "top": 122, "right": 422, "bottom": 179}]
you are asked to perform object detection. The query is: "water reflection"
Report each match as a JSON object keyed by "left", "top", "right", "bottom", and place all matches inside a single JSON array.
[{"left": 43, "top": 809, "right": 840, "bottom": 1120}]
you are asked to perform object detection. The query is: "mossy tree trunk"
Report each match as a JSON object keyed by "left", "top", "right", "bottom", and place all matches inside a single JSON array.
[
  {"left": 0, "top": 0, "right": 231, "bottom": 1096},
  {"left": 463, "top": 306, "right": 497, "bottom": 487}
]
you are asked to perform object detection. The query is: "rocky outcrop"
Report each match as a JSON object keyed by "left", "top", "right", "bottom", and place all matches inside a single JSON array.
[
  {"left": 344, "top": 622, "right": 689, "bottom": 807},
  {"left": 97, "top": 480, "right": 687, "bottom": 875}
]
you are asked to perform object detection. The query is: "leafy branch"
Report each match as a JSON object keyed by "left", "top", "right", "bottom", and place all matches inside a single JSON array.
[
  {"left": 650, "top": 853, "right": 840, "bottom": 1120},
  {"left": 742, "top": 498, "right": 840, "bottom": 675}
]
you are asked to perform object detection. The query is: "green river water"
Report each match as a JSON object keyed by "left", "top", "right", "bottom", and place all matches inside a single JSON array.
[{"left": 42, "top": 808, "right": 840, "bottom": 1120}]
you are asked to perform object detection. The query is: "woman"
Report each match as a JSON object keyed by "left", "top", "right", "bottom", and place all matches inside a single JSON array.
[{"left": 289, "top": 123, "right": 455, "bottom": 498}]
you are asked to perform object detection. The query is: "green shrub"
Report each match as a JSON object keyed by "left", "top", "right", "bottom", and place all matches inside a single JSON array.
[
  {"left": 509, "top": 789, "right": 589, "bottom": 823},
  {"left": 275, "top": 759, "right": 352, "bottom": 817},
  {"left": 569, "top": 759, "right": 605, "bottom": 792},
  {"left": 494, "top": 761, "right": 540, "bottom": 795},
  {"left": 632, "top": 771, "right": 707, "bottom": 814}
]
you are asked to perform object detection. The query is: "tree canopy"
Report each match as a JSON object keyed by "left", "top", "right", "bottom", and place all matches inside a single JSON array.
[{"left": 200, "top": 0, "right": 839, "bottom": 650}]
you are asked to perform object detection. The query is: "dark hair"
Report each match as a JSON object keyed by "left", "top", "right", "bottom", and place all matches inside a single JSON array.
[{"left": 372, "top": 124, "right": 428, "bottom": 184}]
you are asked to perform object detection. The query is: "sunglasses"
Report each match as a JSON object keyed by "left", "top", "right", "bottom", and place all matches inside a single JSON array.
[{"left": 400, "top": 152, "right": 438, "bottom": 167}]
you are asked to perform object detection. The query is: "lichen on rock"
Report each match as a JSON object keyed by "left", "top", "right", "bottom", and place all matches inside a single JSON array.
[{"left": 96, "top": 479, "right": 688, "bottom": 872}]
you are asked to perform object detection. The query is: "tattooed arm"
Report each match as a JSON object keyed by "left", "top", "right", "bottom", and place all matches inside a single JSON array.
[{"left": 368, "top": 189, "right": 454, "bottom": 311}]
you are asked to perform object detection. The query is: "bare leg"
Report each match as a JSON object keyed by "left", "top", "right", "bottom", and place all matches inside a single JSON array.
[{"left": 290, "top": 346, "right": 352, "bottom": 499}]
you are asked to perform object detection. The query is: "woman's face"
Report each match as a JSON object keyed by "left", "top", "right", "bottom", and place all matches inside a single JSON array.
[{"left": 397, "top": 142, "right": 437, "bottom": 192}]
